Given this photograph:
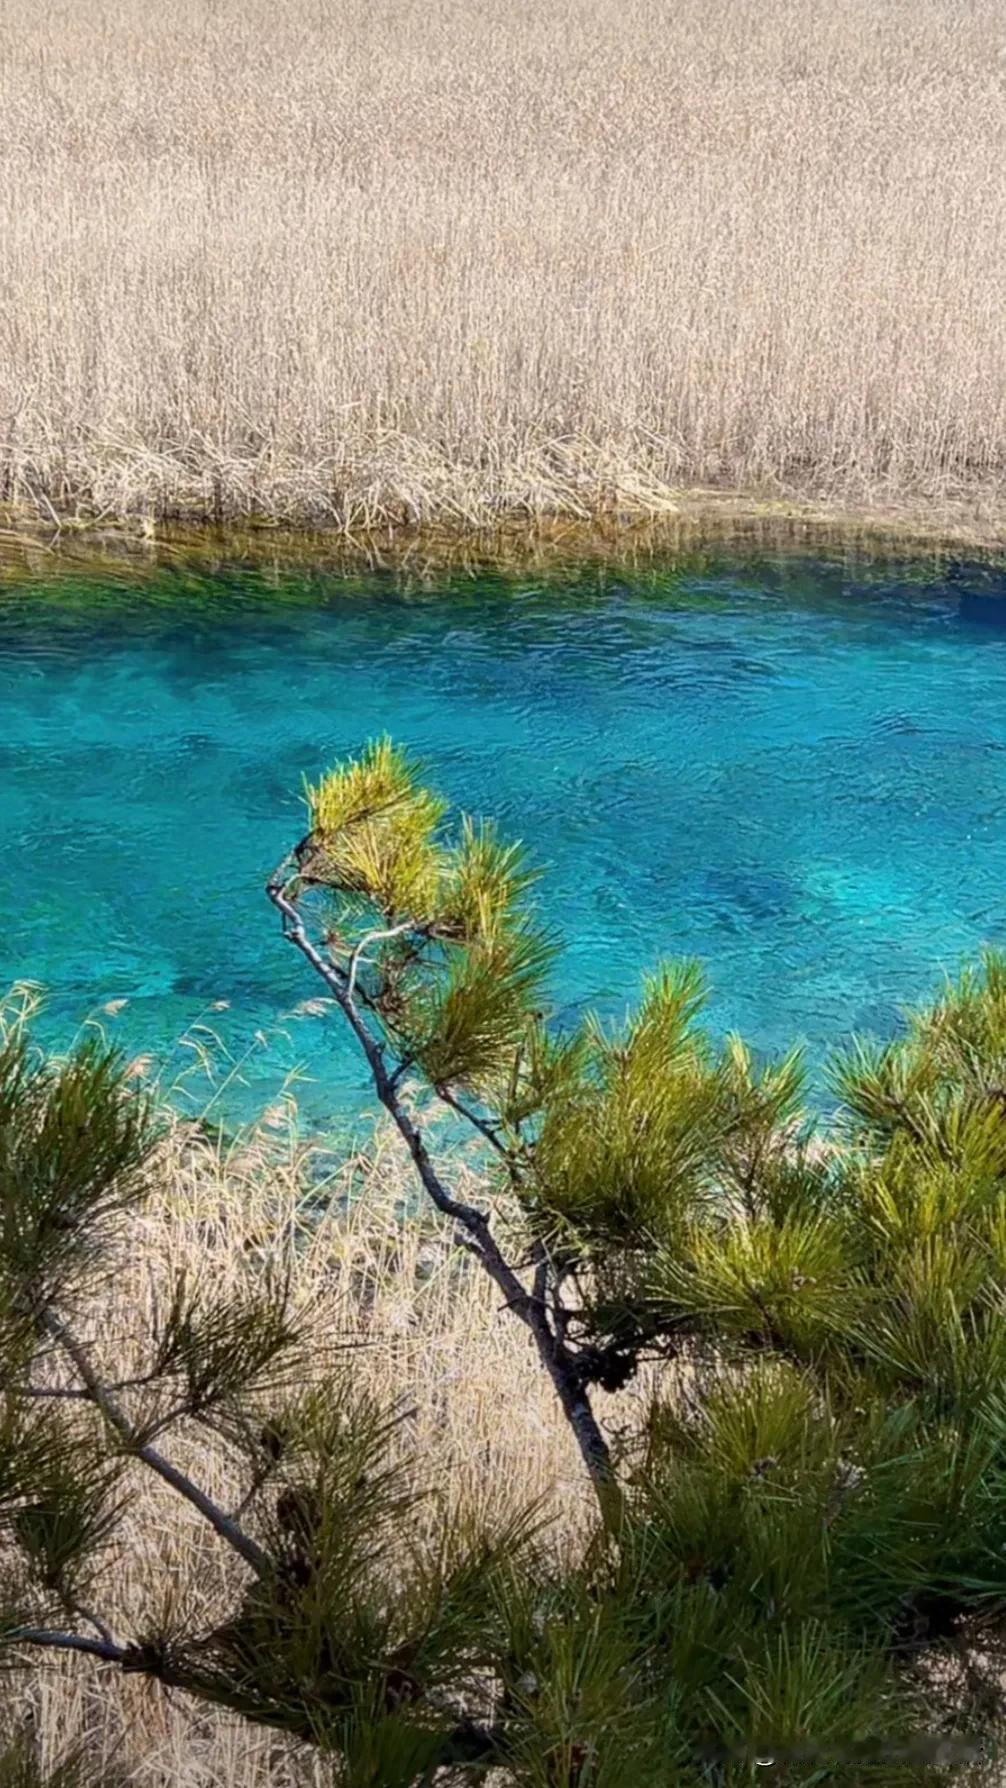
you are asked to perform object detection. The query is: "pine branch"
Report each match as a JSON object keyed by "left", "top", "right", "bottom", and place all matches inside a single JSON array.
[
  {"left": 12, "top": 1624, "right": 510, "bottom": 1778},
  {"left": 9, "top": 1627, "right": 982, "bottom": 1781},
  {"left": 40, "top": 1310, "right": 272, "bottom": 1580},
  {"left": 267, "top": 859, "right": 621, "bottom": 1522}
]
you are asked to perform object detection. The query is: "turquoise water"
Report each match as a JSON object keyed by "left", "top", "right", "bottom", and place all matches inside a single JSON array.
[{"left": 2, "top": 546, "right": 1005, "bottom": 1129}]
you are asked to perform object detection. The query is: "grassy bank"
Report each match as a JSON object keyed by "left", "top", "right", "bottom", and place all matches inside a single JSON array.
[
  {"left": 2, "top": 506, "right": 1005, "bottom": 606},
  {"left": 3, "top": 0, "right": 1006, "bottom": 534}
]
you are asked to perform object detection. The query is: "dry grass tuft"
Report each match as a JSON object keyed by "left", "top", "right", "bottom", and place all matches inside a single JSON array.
[
  {"left": 2, "top": 0, "right": 1006, "bottom": 531},
  {"left": 3, "top": 1114, "right": 611, "bottom": 1785}
]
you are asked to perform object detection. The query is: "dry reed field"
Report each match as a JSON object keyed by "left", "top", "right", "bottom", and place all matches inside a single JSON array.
[
  {"left": 3, "top": 1114, "right": 608, "bottom": 1786},
  {"left": 2, "top": 0, "right": 1006, "bottom": 533}
]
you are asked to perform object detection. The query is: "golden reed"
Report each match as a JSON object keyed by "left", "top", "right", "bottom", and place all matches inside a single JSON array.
[{"left": 2, "top": 0, "right": 1005, "bottom": 535}]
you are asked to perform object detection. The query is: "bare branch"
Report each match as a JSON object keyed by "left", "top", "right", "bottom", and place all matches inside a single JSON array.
[
  {"left": 40, "top": 1310, "right": 272, "bottom": 1580},
  {"left": 9, "top": 1629, "right": 199, "bottom": 1697},
  {"left": 267, "top": 861, "right": 620, "bottom": 1519},
  {"left": 267, "top": 866, "right": 498, "bottom": 1233},
  {"left": 10, "top": 1628, "right": 127, "bottom": 1665}
]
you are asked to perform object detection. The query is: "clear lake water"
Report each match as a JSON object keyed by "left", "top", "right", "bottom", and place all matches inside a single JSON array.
[{"left": 2, "top": 542, "right": 1005, "bottom": 1134}]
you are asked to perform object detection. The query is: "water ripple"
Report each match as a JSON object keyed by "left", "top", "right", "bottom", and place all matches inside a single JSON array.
[{"left": 1, "top": 551, "right": 1004, "bottom": 1124}]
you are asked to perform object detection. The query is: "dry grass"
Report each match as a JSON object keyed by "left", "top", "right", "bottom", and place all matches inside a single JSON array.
[
  {"left": 2, "top": 0, "right": 1006, "bottom": 533},
  {"left": 3, "top": 1113, "right": 611, "bottom": 1786}
]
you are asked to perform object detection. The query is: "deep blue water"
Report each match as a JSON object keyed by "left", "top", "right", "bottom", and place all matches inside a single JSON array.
[{"left": 1, "top": 546, "right": 1005, "bottom": 1132}]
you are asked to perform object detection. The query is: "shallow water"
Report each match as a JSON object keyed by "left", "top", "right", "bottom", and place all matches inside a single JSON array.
[{"left": 2, "top": 545, "right": 1005, "bottom": 1131}]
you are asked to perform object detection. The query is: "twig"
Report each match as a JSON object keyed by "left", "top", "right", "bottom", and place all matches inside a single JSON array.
[
  {"left": 345, "top": 918, "right": 416, "bottom": 1004},
  {"left": 11, "top": 1629, "right": 127, "bottom": 1664},
  {"left": 69, "top": 1603, "right": 116, "bottom": 1647},
  {"left": 433, "top": 1083, "right": 513, "bottom": 1159},
  {"left": 20, "top": 1368, "right": 177, "bottom": 1400},
  {"left": 8, "top": 1629, "right": 198, "bottom": 1696}
]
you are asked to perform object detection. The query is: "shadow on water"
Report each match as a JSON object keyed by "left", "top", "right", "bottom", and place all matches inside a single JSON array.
[{"left": 946, "top": 560, "right": 1006, "bottom": 632}]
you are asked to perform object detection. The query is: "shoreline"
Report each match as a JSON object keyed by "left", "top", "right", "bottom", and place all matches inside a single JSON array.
[{"left": 2, "top": 487, "right": 1006, "bottom": 585}]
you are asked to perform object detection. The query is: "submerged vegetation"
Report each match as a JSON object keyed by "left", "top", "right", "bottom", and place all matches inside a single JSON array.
[
  {"left": 2, "top": 0, "right": 1006, "bottom": 535},
  {"left": 6, "top": 746, "right": 1006, "bottom": 1780}
]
